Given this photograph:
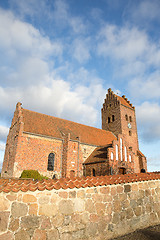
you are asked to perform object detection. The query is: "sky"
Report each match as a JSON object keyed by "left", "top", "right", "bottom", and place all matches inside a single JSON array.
[{"left": 0, "top": 0, "right": 160, "bottom": 172}]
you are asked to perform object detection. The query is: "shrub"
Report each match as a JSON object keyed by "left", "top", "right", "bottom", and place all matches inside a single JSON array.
[{"left": 20, "top": 170, "right": 48, "bottom": 180}]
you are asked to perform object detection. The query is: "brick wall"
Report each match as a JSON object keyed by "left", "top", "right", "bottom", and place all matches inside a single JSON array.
[
  {"left": 14, "top": 133, "right": 63, "bottom": 178},
  {"left": 0, "top": 176, "right": 159, "bottom": 240},
  {"left": 2, "top": 128, "right": 98, "bottom": 179},
  {"left": 1, "top": 103, "right": 23, "bottom": 178},
  {"left": 101, "top": 94, "right": 122, "bottom": 137},
  {"left": 120, "top": 104, "right": 139, "bottom": 155}
]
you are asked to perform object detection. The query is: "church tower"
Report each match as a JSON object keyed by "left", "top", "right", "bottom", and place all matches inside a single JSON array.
[{"left": 101, "top": 88, "right": 139, "bottom": 155}]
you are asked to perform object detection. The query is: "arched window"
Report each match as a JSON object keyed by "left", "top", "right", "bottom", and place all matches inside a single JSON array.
[
  {"left": 129, "top": 130, "right": 132, "bottom": 136},
  {"left": 108, "top": 117, "right": 111, "bottom": 123},
  {"left": 112, "top": 115, "right": 115, "bottom": 122},
  {"left": 129, "top": 116, "right": 132, "bottom": 122},
  {"left": 47, "top": 153, "right": 55, "bottom": 171},
  {"left": 93, "top": 168, "right": 96, "bottom": 177}
]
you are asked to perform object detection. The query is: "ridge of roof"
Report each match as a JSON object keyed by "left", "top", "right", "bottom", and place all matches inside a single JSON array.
[{"left": 0, "top": 173, "right": 159, "bottom": 193}]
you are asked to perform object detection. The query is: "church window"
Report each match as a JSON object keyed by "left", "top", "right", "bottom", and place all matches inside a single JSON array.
[
  {"left": 129, "top": 130, "right": 132, "bottom": 136},
  {"left": 129, "top": 155, "right": 132, "bottom": 162},
  {"left": 129, "top": 116, "right": 132, "bottom": 122},
  {"left": 108, "top": 117, "right": 111, "bottom": 123},
  {"left": 47, "top": 153, "right": 55, "bottom": 171},
  {"left": 125, "top": 114, "right": 128, "bottom": 121},
  {"left": 111, "top": 152, "right": 113, "bottom": 160},
  {"left": 92, "top": 168, "right": 96, "bottom": 177},
  {"left": 125, "top": 146, "right": 127, "bottom": 161},
  {"left": 112, "top": 115, "right": 115, "bottom": 122},
  {"left": 120, "top": 138, "right": 123, "bottom": 161},
  {"left": 116, "top": 145, "right": 118, "bottom": 160}
]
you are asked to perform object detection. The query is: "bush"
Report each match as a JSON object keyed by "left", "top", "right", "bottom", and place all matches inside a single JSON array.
[{"left": 20, "top": 170, "right": 48, "bottom": 180}]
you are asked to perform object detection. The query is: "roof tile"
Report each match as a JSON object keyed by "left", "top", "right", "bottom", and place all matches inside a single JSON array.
[
  {"left": 22, "top": 108, "right": 116, "bottom": 146},
  {"left": 0, "top": 173, "right": 159, "bottom": 193}
]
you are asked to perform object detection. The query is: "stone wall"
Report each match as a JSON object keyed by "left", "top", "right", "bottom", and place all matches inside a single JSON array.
[{"left": 0, "top": 179, "right": 160, "bottom": 240}]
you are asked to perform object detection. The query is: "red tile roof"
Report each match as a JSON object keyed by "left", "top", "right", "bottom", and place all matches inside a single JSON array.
[
  {"left": 0, "top": 173, "right": 159, "bottom": 193},
  {"left": 137, "top": 150, "right": 146, "bottom": 158},
  {"left": 117, "top": 95, "right": 133, "bottom": 109},
  {"left": 22, "top": 108, "right": 116, "bottom": 146},
  {"left": 83, "top": 145, "right": 112, "bottom": 164}
]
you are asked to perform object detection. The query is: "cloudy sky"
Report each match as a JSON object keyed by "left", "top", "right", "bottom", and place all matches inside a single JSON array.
[{"left": 0, "top": 0, "right": 160, "bottom": 172}]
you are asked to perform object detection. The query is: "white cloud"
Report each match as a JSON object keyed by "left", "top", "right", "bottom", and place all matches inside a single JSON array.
[
  {"left": 72, "top": 38, "right": 91, "bottom": 63},
  {"left": 0, "top": 78, "right": 101, "bottom": 127},
  {"left": 53, "top": 0, "right": 87, "bottom": 34},
  {"left": 97, "top": 25, "right": 148, "bottom": 61},
  {"left": 0, "top": 8, "right": 61, "bottom": 58},
  {"left": 136, "top": 102, "right": 160, "bottom": 142},
  {"left": 0, "top": 143, "right": 5, "bottom": 151},
  {"left": 0, "top": 7, "right": 104, "bottom": 129},
  {"left": 130, "top": 71, "right": 160, "bottom": 100},
  {"left": 97, "top": 24, "right": 160, "bottom": 72},
  {"left": 129, "top": 0, "right": 160, "bottom": 23},
  {"left": 0, "top": 9, "right": 62, "bottom": 89},
  {"left": 9, "top": 0, "right": 53, "bottom": 21},
  {"left": 148, "top": 155, "right": 160, "bottom": 172},
  {"left": 97, "top": 23, "right": 160, "bottom": 105},
  {"left": 0, "top": 7, "right": 63, "bottom": 88},
  {"left": 70, "top": 17, "right": 86, "bottom": 34}
]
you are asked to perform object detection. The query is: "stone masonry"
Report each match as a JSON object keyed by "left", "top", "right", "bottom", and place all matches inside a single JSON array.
[{"left": 0, "top": 177, "right": 160, "bottom": 240}]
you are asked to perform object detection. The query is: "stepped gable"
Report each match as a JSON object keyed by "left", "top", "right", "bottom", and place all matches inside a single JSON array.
[
  {"left": 0, "top": 173, "right": 159, "bottom": 193},
  {"left": 83, "top": 144, "right": 112, "bottom": 164},
  {"left": 105, "top": 88, "right": 135, "bottom": 110},
  {"left": 22, "top": 108, "right": 116, "bottom": 146}
]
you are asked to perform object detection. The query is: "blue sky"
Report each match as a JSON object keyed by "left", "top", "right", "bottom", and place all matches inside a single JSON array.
[{"left": 0, "top": 0, "right": 160, "bottom": 172}]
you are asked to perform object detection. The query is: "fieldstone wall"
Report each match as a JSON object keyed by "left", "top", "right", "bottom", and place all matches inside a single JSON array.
[{"left": 0, "top": 179, "right": 160, "bottom": 240}]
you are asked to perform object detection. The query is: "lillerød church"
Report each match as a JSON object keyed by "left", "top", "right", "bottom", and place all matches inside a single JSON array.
[{"left": 2, "top": 88, "right": 147, "bottom": 178}]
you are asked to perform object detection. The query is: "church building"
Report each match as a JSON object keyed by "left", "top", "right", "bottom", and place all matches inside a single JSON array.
[{"left": 1, "top": 88, "right": 147, "bottom": 178}]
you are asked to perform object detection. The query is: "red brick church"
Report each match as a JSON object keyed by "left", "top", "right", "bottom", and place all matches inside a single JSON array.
[{"left": 1, "top": 88, "right": 147, "bottom": 178}]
